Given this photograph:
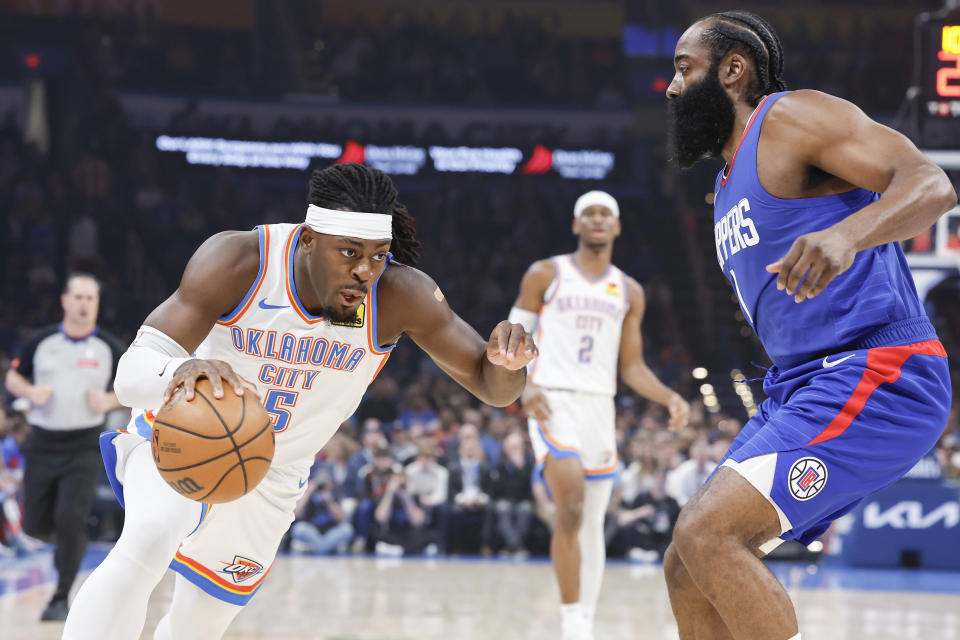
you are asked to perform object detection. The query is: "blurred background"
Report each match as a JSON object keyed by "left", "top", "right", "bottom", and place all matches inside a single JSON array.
[{"left": 0, "top": 0, "right": 958, "bottom": 568}]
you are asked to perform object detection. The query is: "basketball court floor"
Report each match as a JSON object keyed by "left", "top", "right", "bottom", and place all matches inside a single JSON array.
[{"left": 2, "top": 545, "right": 960, "bottom": 639}]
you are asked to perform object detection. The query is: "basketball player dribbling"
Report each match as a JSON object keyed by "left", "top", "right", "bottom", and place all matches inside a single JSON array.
[
  {"left": 663, "top": 11, "right": 956, "bottom": 640},
  {"left": 510, "top": 191, "right": 690, "bottom": 640},
  {"left": 61, "top": 163, "right": 537, "bottom": 640}
]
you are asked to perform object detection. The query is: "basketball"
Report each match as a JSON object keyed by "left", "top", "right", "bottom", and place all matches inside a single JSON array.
[{"left": 151, "top": 378, "right": 274, "bottom": 504}]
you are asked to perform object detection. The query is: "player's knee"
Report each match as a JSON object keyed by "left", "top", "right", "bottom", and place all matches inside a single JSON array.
[
  {"left": 556, "top": 495, "right": 584, "bottom": 533},
  {"left": 672, "top": 506, "right": 716, "bottom": 564},
  {"left": 662, "top": 544, "right": 692, "bottom": 592}
]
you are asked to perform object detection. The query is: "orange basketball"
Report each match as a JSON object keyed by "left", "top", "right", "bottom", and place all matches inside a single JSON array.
[{"left": 151, "top": 378, "right": 274, "bottom": 504}]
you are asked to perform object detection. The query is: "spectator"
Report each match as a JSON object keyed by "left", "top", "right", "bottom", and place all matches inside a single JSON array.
[
  {"left": 488, "top": 431, "right": 535, "bottom": 555},
  {"left": 404, "top": 435, "right": 449, "bottom": 551},
  {"left": 370, "top": 443, "right": 438, "bottom": 557},
  {"left": 446, "top": 424, "right": 491, "bottom": 554},
  {"left": 610, "top": 462, "right": 680, "bottom": 562},
  {"left": 356, "top": 441, "right": 399, "bottom": 551},
  {"left": 665, "top": 437, "right": 715, "bottom": 506},
  {"left": 290, "top": 472, "right": 355, "bottom": 555},
  {"left": 345, "top": 418, "right": 386, "bottom": 498},
  {"left": 314, "top": 433, "right": 359, "bottom": 502}
]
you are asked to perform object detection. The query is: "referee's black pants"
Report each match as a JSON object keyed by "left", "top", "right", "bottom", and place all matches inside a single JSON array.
[{"left": 22, "top": 425, "right": 104, "bottom": 601}]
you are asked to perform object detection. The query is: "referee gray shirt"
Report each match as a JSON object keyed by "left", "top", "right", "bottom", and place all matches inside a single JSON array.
[{"left": 11, "top": 324, "right": 126, "bottom": 430}]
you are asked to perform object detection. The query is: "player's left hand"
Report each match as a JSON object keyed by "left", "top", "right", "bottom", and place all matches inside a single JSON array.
[
  {"left": 667, "top": 393, "right": 690, "bottom": 432},
  {"left": 486, "top": 320, "right": 538, "bottom": 370},
  {"left": 765, "top": 228, "right": 857, "bottom": 302}
]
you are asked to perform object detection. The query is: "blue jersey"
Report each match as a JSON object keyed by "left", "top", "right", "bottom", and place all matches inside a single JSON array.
[{"left": 713, "top": 91, "right": 936, "bottom": 368}]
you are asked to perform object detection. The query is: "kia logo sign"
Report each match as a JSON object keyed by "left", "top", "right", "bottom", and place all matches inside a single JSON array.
[{"left": 863, "top": 501, "right": 960, "bottom": 530}]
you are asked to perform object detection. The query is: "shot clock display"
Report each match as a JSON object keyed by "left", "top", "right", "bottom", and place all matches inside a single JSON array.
[{"left": 917, "top": 10, "right": 960, "bottom": 147}]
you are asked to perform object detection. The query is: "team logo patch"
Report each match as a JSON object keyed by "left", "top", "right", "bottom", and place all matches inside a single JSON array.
[
  {"left": 330, "top": 302, "right": 365, "bottom": 328},
  {"left": 605, "top": 282, "right": 620, "bottom": 296},
  {"left": 788, "top": 457, "right": 828, "bottom": 501},
  {"left": 220, "top": 555, "right": 264, "bottom": 583}
]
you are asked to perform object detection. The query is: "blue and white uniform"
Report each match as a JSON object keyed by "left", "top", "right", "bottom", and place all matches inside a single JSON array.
[
  {"left": 527, "top": 254, "right": 629, "bottom": 479},
  {"left": 103, "top": 223, "right": 394, "bottom": 604},
  {"left": 712, "top": 92, "right": 951, "bottom": 551}
]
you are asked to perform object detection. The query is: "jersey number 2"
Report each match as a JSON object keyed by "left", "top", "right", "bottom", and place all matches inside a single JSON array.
[
  {"left": 578, "top": 335, "right": 594, "bottom": 363},
  {"left": 264, "top": 389, "right": 298, "bottom": 433}
]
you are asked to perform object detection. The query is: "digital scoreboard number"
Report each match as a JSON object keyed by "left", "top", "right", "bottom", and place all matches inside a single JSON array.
[{"left": 924, "top": 21, "right": 960, "bottom": 117}]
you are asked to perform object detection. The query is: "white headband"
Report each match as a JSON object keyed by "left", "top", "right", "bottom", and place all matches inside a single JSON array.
[
  {"left": 573, "top": 190, "right": 619, "bottom": 219},
  {"left": 305, "top": 204, "right": 393, "bottom": 240}
]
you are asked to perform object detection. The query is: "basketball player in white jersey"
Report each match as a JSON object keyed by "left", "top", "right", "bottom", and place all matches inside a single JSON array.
[
  {"left": 510, "top": 191, "right": 690, "bottom": 640},
  {"left": 62, "top": 163, "right": 537, "bottom": 640}
]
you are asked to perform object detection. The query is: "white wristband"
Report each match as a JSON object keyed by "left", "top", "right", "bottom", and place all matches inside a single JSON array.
[
  {"left": 508, "top": 307, "right": 539, "bottom": 333},
  {"left": 114, "top": 325, "right": 191, "bottom": 411}
]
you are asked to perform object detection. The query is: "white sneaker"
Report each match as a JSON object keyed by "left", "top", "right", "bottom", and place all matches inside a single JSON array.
[
  {"left": 628, "top": 547, "right": 660, "bottom": 564},
  {"left": 374, "top": 541, "right": 404, "bottom": 557},
  {"left": 562, "top": 614, "right": 593, "bottom": 640}
]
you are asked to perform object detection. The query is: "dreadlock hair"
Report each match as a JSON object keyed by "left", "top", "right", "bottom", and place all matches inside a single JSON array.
[
  {"left": 699, "top": 11, "right": 787, "bottom": 107},
  {"left": 308, "top": 163, "right": 422, "bottom": 266}
]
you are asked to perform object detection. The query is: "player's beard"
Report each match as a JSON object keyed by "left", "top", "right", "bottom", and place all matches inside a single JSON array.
[
  {"left": 667, "top": 63, "right": 736, "bottom": 170},
  {"left": 323, "top": 304, "right": 362, "bottom": 324}
]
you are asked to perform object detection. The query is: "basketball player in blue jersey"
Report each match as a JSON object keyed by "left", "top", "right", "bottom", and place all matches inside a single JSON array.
[
  {"left": 662, "top": 11, "right": 956, "bottom": 640},
  {"left": 510, "top": 191, "right": 690, "bottom": 640},
  {"left": 62, "top": 163, "right": 537, "bottom": 640}
]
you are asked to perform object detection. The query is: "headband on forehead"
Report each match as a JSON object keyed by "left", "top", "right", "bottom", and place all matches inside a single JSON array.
[
  {"left": 305, "top": 204, "right": 393, "bottom": 240},
  {"left": 573, "top": 190, "right": 620, "bottom": 219}
]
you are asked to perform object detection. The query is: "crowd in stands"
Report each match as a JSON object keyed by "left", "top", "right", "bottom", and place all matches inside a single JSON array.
[{"left": 1, "top": 3, "right": 924, "bottom": 114}]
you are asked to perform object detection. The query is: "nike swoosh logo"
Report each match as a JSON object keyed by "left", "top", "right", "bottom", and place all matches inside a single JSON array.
[
  {"left": 258, "top": 298, "right": 289, "bottom": 310},
  {"left": 822, "top": 354, "right": 855, "bottom": 368},
  {"left": 298, "top": 478, "right": 307, "bottom": 488}
]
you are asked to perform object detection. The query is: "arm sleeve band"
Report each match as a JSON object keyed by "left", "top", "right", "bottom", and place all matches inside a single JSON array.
[
  {"left": 507, "top": 307, "right": 539, "bottom": 333},
  {"left": 113, "top": 325, "right": 192, "bottom": 411}
]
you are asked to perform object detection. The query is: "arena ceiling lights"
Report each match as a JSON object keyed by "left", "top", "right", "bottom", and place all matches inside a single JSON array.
[{"left": 154, "top": 136, "right": 615, "bottom": 180}]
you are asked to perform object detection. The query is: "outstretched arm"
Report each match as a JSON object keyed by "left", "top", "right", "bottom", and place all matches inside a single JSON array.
[
  {"left": 765, "top": 90, "right": 957, "bottom": 302},
  {"left": 618, "top": 278, "right": 689, "bottom": 431},
  {"left": 379, "top": 265, "right": 537, "bottom": 407}
]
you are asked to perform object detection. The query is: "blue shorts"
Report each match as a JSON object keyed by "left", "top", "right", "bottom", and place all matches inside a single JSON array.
[{"left": 718, "top": 339, "right": 951, "bottom": 548}]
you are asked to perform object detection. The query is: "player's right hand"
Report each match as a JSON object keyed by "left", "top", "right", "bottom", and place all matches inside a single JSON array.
[
  {"left": 163, "top": 359, "right": 261, "bottom": 406},
  {"left": 521, "top": 382, "right": 552, "bottom": 423},
  {"left": 29, "top": 384, "right": 53, "bottom": 407}
]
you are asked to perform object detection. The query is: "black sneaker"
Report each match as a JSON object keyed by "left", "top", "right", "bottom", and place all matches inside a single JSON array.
[{"left": 41, "top": 596, "right": 69, "bottom": 622}]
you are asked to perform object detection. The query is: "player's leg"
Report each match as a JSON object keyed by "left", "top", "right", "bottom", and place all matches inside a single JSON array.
[
  {"left": 663, "top": 543, "right": 733, "bottom": 640},
  {"left": 48, "top": 448, "right": 101, "bottom": 615},
  {"left": 671, "top": 466, "right": 797, "bottom": 640},
  {"left": 542, "top": 455, "right": 588, "bottom": 636},
  {"left": 153, "top": 574, "right": 243, "bottom": 640},
  {"left": 665, "top": 404, "right": 772, "bottom": 639},
  {"left": 63, "top": 438, "right": 202, "bottom": 640},
  {"left": 578, "top": 477, "right": 612, "bottom": 630},
  {"left": 155, "top": 462, "right": 303, "bottom": 638}
]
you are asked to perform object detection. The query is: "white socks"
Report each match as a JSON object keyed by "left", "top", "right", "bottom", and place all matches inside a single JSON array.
[
  {"left": 787, "top": 635, "right": 802, "bottom": 640},
  {"left": 578, "top": 478, "right": 613, "bottom": 625}
]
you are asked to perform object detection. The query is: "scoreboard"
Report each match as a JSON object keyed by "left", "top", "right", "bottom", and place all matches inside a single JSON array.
[{"left": 919, "top": 12, "right": 960, "bottom": 147}]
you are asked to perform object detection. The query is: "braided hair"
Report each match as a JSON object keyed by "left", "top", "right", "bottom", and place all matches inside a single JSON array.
[
  {"left": 699, "top": 11, "right": 787, "bottom": 106},
  {"left": 308, "top": 163, "right": 422, "bottom": 266}
]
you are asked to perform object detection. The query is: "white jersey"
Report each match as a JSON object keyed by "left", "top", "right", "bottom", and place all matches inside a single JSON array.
[
  {"left": 529, "top": 254, "right": 629, "bottom": 396},
  {"left": 130, "top": 223, "right": 393, "bottom": 467}
]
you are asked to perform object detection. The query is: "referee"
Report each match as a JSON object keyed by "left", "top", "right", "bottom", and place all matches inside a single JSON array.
[{"left": 4, "top": 272, "right": 125, "bottom": 621}]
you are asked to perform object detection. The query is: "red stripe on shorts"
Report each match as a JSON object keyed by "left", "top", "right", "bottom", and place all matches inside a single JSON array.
[{"left": 805, "top": 340, "right": 946, "bottom": 447}]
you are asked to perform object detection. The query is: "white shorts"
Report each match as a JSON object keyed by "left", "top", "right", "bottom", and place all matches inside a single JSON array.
[
  {"left": 527, "top": 388, "right": 617, "bottom": 480},
  {"left": 104, "top": 430, "right": 311, "bottom": 605}
]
